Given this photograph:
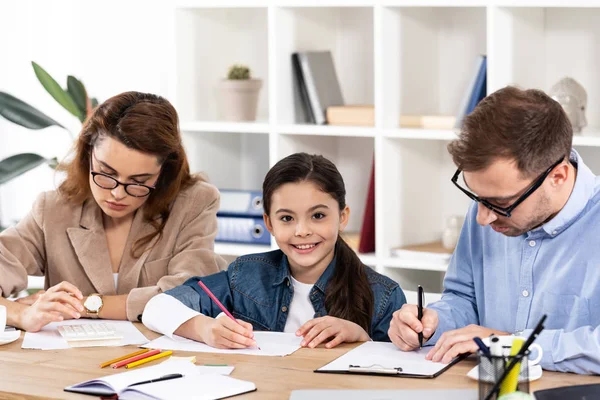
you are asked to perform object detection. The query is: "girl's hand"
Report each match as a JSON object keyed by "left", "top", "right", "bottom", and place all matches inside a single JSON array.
[
  {"left": 198, "top": 314, "right": 257, "bottom": 349},
  {"left": 296, "top": 316, "right": 370, "bottom": 349},
  {"left": 18, "top": 282, "right": 84, "bottom": 332}
]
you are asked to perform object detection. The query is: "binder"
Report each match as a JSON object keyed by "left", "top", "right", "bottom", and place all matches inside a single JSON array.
[
  {"left": 218, "top": 189, "right": 263, "bottom": 217},
  {"left": 455, "top": 55, "right": 487, "bottom": 128},
  {"left": 215, "top": 216, "right": 270, "bottom": 245}
]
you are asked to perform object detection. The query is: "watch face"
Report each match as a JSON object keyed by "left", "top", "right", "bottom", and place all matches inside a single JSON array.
[{"left": 85, "top": 295, "right": 102, "bottom": 312}]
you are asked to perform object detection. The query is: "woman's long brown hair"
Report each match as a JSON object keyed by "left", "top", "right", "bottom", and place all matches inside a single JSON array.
[
  {"left": 262, "top": 153, "right": 374, "bottom": 333},
  {"left": 58, "top": 91, "right": 199, "bottom": 257}
]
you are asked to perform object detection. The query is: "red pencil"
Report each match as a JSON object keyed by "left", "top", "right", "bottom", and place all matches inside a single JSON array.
[
  {"left": 197, "top": 280, "right": 259, "bottom": 349},
  {"left": 111, "top": 349, "right": 161, "bottom": 369}
]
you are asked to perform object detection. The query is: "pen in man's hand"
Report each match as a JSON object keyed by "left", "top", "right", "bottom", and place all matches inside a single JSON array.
[{"left": 417, "top": 285, "right": 424, "bottom": 348}]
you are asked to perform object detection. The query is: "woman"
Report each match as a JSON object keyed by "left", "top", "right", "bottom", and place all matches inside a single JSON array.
[{"left": 0, "top": 91, "right": 226, "bottom": 332}]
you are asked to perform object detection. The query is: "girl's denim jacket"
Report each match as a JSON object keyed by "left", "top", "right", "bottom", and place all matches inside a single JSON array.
[{"left": 164, "top": 250, "right": 406, "bottom": 341}]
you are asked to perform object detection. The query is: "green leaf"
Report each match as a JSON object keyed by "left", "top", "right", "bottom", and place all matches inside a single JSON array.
[
  {"left": 67, "top": 76, "right": 87, "bottom": 122},
  {"left": 0, "top": 153, "right": 48, "bottom": 185},
  {"left": 32, "top": 61, "right": 82, "bottom": 120},
  {"left": 0, "top": 91, "right": 65, "bottom": 129},
  {"left": 91, "top": 97, "right": 99, "bottom": 108}
]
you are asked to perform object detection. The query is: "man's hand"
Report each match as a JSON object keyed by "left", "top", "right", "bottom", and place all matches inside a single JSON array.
[
  {"left": 388, "top": 304, "right": 438, "bottom": 351},
  {"left": 426, "top": 324, "right": 509, "bottom": 363},
  {"left": 296, "top": 316, "right": 370, "bottom": 349}
]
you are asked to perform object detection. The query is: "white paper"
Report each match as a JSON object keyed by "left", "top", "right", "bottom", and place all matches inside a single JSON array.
[
  {"left": 317, "top": 341, "right": 450, "bottom": 377},
  {"left": 119, "top": 373, "right": 256, "bottom": 400},
  {"left": 143, "top": 331, "right": 302, "bottom": 357},
  {"left": 22, "top": 320, "right": 148, "bottom": 350}
]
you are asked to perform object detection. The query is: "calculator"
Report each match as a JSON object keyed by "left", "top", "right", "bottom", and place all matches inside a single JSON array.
[{"left": 58, "top": 323, "right": 124, "bottom": 344}]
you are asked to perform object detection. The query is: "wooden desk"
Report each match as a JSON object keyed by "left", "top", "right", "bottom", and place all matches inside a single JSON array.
[{"left": 1, "top": 324, "right": 599, "bottom": 399}]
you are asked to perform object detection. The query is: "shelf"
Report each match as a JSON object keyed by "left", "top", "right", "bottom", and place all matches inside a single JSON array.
[
  {"left": 381, "top": 256, "right": 449, "bottom": 272},
  {"left": 358, "top": 253, "right": 377, "bottom": 266},
  {"left": 383, "top": 128, "right": 458, "bottom": 140},
  {"left": 277, "top": 124, "right": 375, "bottom": 137},
  {"left": 180, "top": 121, "right": 270, "bottom": 134},
  {"left": 215, "top": 242, "right": 272, "bottom": 257},
  {"left": 573, "top": 131, "right": 600, "bottom": 147}
]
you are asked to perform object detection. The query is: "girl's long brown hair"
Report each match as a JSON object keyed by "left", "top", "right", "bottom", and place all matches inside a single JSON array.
[
  {"left": 58, "top": 91, "right": 199, "bottom": 257},
  {"left": 262, "top": 153, "right": 374, "bottom": 333}
]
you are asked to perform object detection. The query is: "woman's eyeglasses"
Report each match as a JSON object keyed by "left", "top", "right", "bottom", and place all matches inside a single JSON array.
[{"left": 89, "top": 154, "right": 156, "bottom": 198}]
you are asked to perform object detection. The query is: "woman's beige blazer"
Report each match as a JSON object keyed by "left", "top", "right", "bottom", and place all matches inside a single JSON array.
[{"left": 0, "top": 180, "right": 227, "bottom": 321}]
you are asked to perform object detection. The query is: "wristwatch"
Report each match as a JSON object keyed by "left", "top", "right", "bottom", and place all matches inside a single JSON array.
[{"left": 83, "top": 294, "right": 103, "bottom": 318}]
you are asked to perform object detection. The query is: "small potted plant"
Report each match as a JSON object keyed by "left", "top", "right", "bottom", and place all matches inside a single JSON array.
[{"left": 218, "top": 64, "right": 262, "bottom": 121}]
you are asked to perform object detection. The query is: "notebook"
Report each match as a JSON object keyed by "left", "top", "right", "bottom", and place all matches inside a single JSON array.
[
  {"left": 64, "top": 360, "right": 254, "bottom": 399},
  {"left": 290, "top": 389, "right": 477, "bottom": 400},
  {"left": 533, "top": 383, "right": 600, "bottom": 400},
  {"left": 315, "top": 341, "right": 462, "bottom": 378}
]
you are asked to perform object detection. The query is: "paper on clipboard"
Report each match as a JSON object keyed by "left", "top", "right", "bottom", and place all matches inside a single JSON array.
[{"left": 315, "top": 341, "right": 460, "bottom": 378}]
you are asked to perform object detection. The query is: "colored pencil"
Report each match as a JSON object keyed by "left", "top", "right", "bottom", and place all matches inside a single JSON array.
[
  {"left": 125, "top": 350, "right": 173, "bottom": 369},
  {"left": 100, "top": 349, "right": 149, "bottom": 368},
  {"left": 112, "top": 349, "right": 160, "bottom": 369}
]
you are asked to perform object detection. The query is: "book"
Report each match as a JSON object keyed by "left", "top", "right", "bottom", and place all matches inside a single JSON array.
[
  {"left": 64, "top": 360, "right": 256, "bottom": 399},
  {"left": 292, "top": 51, "right": 344, "bottom": 125},
  {"left": 326, "top": 105, "right": 456, "bottom": 129},
  {"left": 358, "top": 156, "right": 375, "bottom": 254},
  {"left": 455, "top": 55, "right": 487, "bottom": 128}
]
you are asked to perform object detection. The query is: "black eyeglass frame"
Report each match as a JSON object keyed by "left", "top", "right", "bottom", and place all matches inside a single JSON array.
[
  {"left": 451, "top": 157, "right": 565, "bottom": 218},
  {"left": 89, "top": 154, "right": 157, "bottom": 198}
]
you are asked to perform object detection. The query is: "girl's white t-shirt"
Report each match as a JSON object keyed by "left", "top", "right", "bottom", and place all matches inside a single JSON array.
[{"left": 283, "top": 276, "right": 316, "bottom": 333}]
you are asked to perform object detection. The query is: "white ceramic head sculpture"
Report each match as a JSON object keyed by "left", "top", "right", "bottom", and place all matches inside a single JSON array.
[{"left": 549, "top": 77, "right": 587, "bottom": 133}]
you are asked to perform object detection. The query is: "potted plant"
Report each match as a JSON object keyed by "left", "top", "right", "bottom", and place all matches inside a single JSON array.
[
  {"left": 218, "top": 64, "right": 262, "bottom": 122},
  {"left": 0, "top": 62, "right": 98, "bottom": 229}
]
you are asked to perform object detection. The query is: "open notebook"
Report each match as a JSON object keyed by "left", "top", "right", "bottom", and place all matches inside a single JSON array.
[
  {"left": 64, "top": 360, "right": 255, "bottom": 399},
  {"left": 316, "top": 341, "right": 462, "bottom": 378}
]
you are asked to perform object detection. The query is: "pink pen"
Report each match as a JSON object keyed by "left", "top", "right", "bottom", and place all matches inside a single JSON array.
[{"left": 197, "top": 280, "right": 260, "bottom": 349}]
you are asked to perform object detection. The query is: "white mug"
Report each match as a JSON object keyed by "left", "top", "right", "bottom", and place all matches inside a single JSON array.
[
  {"left": 483, "top": 335, "right": 543, "bottom": 366},
  {"left": 0, "top": 305, "right": 6, "bottom": 333}
]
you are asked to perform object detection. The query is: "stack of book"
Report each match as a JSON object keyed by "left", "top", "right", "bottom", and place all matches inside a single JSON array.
[
  {"left": 326, "top": 105, "right": 456, "bottom": 129},
  {"left": 215, "top": 189, "right": 270, "bottom": 245}
]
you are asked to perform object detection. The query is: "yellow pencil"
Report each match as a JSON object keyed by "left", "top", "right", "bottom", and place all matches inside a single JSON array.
[
  {"left": 125, "top": 350, "right": 173, "bottom": 369},
  {"left": 99, "top": 349, "right": 149, "bottom": 368}
]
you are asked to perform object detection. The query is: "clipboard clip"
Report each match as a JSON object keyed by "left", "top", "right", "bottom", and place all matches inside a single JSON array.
[{"left": 348, "top": 364, "right": 403, "bottom": 374}]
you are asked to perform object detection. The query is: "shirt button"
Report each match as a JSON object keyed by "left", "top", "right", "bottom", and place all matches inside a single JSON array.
[
  {"left": 529, "top": 240, "right": 536, "bottom": 247},
  {"left": 552, "top": 230, "right": 557, "bottom": 236},
  {"left": 522, "top": 290, "right": 529, "bottom": 297},
  {"left": 286, "top": 280, "right": 290, "bottom": 287},
  {"left": 281, "top": 306, "right": 288, "bottom": 313}
]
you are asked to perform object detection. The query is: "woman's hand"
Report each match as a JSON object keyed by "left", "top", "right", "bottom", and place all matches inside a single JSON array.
[
  {"left": 18, "top": 281, "right": 84, "bottom": 332},
  {"left": 296, "top": 316, "right": 370, "bottom": 349},
  {"left": 15, "top": 290, "right": 46, "bottom": 306},
  {"left": 196, "top": 314, "right": 257, "bottom": 349}
]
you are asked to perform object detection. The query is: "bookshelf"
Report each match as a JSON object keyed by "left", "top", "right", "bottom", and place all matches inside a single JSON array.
[{"left": 170, "top": 1, "right": 600, "bottom": 296}]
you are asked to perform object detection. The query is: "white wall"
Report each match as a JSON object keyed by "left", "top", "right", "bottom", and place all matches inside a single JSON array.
[{"left": 0, "top": 0, "right": 171, "bottom": 226}]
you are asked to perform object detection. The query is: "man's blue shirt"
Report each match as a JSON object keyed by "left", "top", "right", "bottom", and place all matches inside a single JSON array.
[{"left": 428, "top": 150, "right": 600, "bottom": 374}]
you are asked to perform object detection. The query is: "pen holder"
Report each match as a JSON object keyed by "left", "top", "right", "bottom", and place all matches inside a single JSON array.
[{"left": 477, "top": 352, "right": 530, "bottom": 400}]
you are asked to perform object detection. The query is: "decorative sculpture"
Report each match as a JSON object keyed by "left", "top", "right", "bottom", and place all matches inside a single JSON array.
[{"left": 549, "top": 77, "right": 587, "bottom": 133}]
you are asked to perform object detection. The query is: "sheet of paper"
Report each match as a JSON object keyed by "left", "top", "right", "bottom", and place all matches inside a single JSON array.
[
  {"left": 143, "top": 331, "right": 302, "bottom": 356},
  {"left": 119, "top": 373, "right": 256, "bottom": 400},
  {"left": 22, "top": 320, "right": 148, "bottom": 350},
  {"left": 317, "top": 341, "right": 450, "bottom": 377}
]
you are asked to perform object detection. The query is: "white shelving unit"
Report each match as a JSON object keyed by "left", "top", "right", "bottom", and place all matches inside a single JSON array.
[{"left": 170, "top": 1, "right": 600, "bottom": 296}]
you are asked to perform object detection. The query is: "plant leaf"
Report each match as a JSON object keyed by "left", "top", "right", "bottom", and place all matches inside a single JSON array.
[
  {"left": 0, "top": 91, "right": 65, "bottom": 129},
  {"left": 91, "top": 97, "right": 99, "bottom": 108},
  {"left": 67, "top": 76, "right": 87, "bottom": 122},
  {"left": 32, "top": 61, "right": 82, "bottom": 120},
  {"left": 0, "top": 153, "right": 48, "bottom": 185}
]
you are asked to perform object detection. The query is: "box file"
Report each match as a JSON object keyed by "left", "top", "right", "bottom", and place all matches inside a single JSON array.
[
  {"left": 218, "top": 189, "right": 263, "bottom": 217},
  {"left": 215, "top": 216, "right": 270, "bottom": 245}
]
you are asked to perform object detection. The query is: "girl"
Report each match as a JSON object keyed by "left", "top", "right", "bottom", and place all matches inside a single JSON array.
[
  {"left": 143, "top": 153, "right": 406, "bottom": 349},
  {"left": 0, "top": 92, "right": 226, "bottom": 332}
]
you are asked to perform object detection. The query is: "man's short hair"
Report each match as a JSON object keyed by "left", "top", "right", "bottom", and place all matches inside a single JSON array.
[{"left": 448, "top": 86, "right": 573, "bottom": 177}]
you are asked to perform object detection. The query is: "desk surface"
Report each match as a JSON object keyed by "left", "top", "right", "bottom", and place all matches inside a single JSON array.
[{"left": 1, "top": 324, "right": 599, "bottom": 399}]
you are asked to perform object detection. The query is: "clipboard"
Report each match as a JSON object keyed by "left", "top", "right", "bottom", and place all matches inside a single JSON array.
[{"left": 314, "top": 341, "right": 464, "bottom": 379}]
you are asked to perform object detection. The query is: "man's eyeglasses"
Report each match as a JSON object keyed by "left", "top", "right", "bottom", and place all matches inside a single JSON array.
[
  {"left": 451, "top": 157, "right": 564, "bottom": 218},
  {"left": 89, "top": 154, "right": 156, "bottom": 198}
]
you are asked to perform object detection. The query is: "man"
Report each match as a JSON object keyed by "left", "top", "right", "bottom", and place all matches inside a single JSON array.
[{"left": 388, "top": 86, "right": 600, "bottom": 374}]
